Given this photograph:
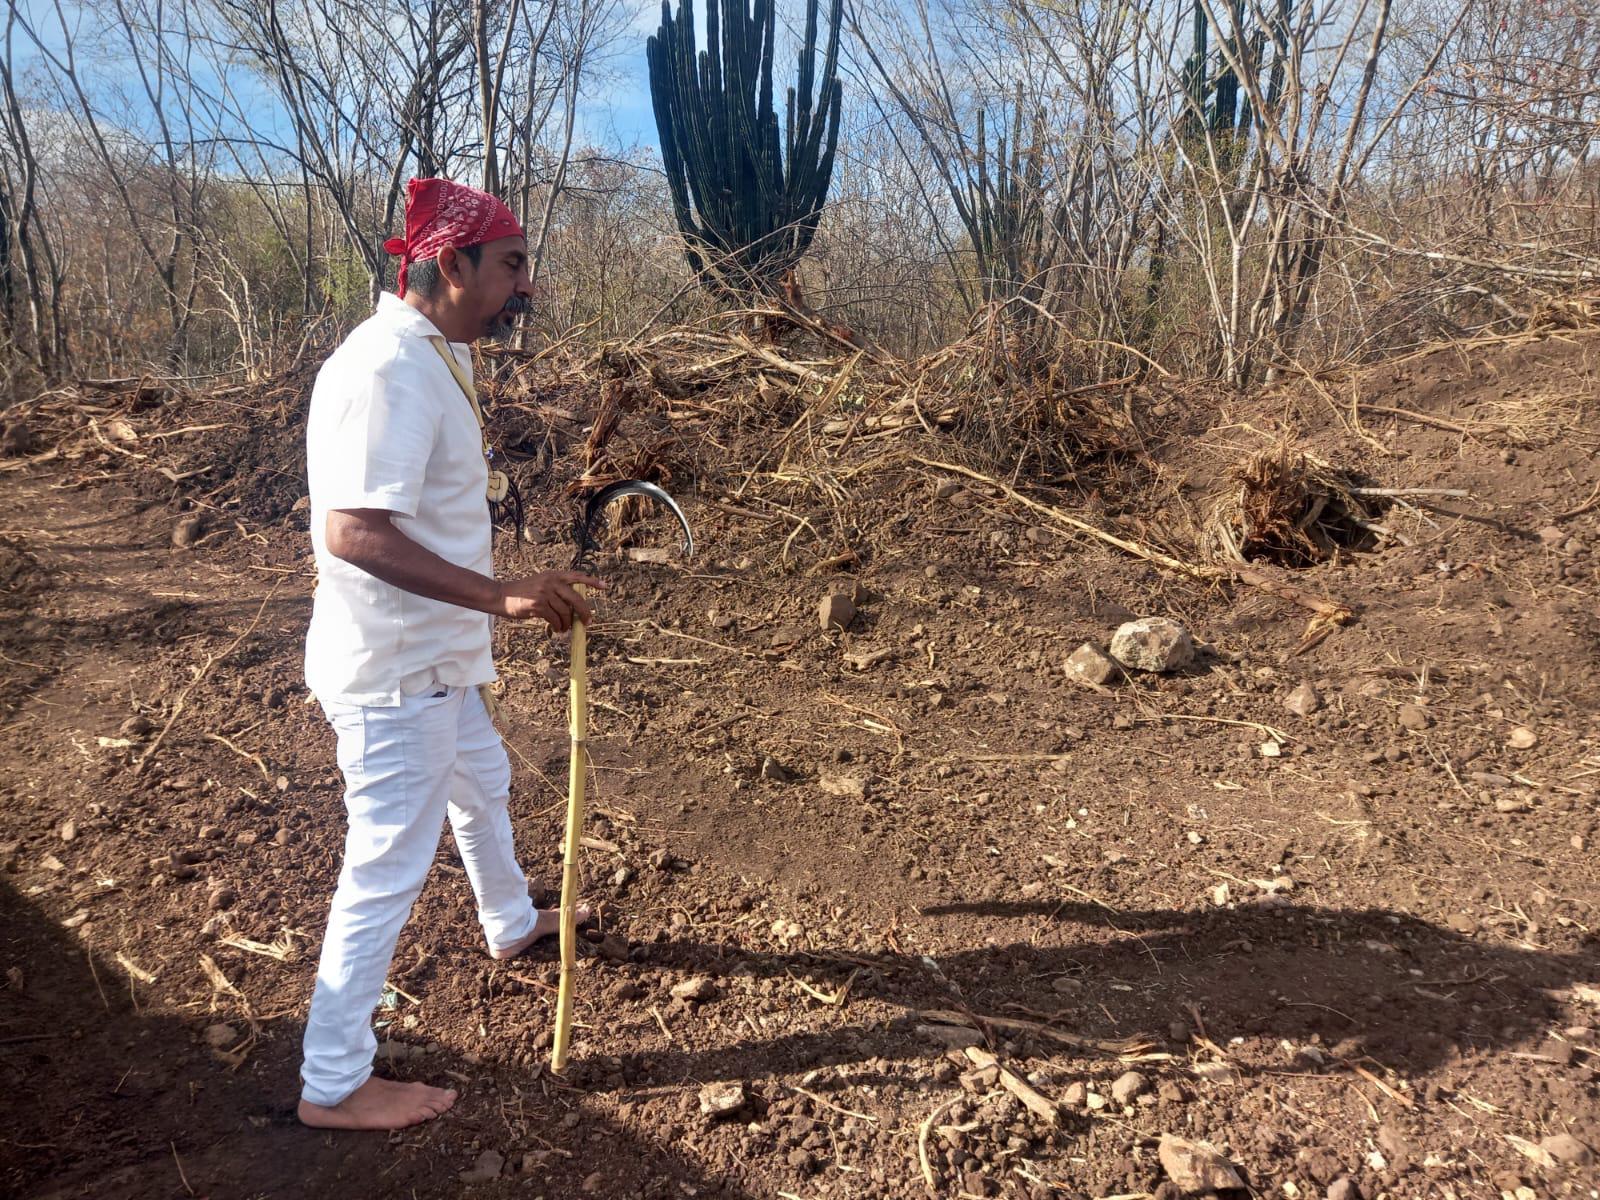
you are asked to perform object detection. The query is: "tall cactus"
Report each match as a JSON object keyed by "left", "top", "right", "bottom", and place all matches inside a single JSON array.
[
  {"left": 965, "top": 90, "right": 1048, "bottom": 309},
  {"left": 1181, "top": 1, "right": 1270, "bottom": 144},
  {"left": 647, "top": 0, "right": 843, "bottom": 300}
]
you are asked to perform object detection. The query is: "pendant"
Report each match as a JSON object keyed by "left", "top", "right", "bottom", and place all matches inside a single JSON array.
[{"left": 487, "top": 470, "right": 510, "bottom": 503}]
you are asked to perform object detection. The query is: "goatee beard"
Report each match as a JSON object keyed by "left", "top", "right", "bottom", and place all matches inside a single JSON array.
[{"left": 488, "top": 295, "right": 530, "bottom": 340}]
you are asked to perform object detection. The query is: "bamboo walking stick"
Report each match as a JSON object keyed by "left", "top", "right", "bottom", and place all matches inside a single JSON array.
[
  {"left": 550, "top": 482, "right": 692, "bottom": 1076},
  {"left": 551, "top": 585, "right": 588, "bottom": 1075}
]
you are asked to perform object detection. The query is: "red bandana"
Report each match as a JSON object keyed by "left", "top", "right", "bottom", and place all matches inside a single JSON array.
[{"left": 383, "top": 178, "right": 525, "bottom": 296}]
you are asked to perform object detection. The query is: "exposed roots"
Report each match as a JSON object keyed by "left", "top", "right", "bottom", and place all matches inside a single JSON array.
[{"left": 1202, "top": 443, "right": 1387, "bottom": 569}]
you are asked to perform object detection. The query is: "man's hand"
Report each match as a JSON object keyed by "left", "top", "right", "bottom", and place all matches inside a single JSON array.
[{"left": 497, "top": 571, "right": 608, "bottom": 632}]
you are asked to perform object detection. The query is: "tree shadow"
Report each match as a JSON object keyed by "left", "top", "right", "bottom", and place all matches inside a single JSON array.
[{"left": 562, "top": 899, "right": 1597, "bottom": 1094}]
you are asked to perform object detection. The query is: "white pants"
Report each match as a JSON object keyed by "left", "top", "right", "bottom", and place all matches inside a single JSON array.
[{"left": 301, "top": 685, "right": 537, "bottom": 1107}]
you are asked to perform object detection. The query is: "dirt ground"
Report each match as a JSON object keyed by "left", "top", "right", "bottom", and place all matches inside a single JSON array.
[{"left": 2, "top": 328, "right": 1598, "bottom": 1200}]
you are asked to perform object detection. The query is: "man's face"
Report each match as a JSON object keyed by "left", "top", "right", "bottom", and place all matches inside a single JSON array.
[{"left": 451, "top": 235, "right": 533, "bottom": 340}]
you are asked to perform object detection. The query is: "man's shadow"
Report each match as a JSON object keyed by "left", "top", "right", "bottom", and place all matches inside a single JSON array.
[{"left": 0, "top": 877, "right": 758, "bottom": 1199}]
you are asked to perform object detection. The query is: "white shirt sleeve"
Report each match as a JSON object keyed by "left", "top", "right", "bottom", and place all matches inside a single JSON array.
[{"left": 314, "top": 365, "right": 439, "bottom": 519}]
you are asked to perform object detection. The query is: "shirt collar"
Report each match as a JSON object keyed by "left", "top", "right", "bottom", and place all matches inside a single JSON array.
[{"left": 376, "top": 291, "right": 453, "bottom": 343}]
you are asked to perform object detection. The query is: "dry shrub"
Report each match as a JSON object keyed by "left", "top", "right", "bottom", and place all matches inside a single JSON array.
[
  {"left": 912, "top": 316, "right": 1135, "bottom": 476},
  {"left": 1202, "top": 443, "right": 1383, "bottom": 568}
]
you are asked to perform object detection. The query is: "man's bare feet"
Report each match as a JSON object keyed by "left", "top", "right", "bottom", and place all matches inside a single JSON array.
[
  {"left": 298, "top": 1076, "right": 457, "bottom": 1131},
  {"left": 489, "top": 904, "right": 591, "bottom": 960}
]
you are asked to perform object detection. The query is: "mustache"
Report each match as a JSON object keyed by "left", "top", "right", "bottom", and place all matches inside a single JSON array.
[{"left": 499, "top": 295, "right": 531, "bottom": 317}]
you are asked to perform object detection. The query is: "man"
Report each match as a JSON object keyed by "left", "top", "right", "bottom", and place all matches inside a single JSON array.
[{"left": 298, "top": 177, "right": 604, "bottom": 1131}]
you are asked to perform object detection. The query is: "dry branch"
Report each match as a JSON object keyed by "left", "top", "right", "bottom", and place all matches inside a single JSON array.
[{"left": 912, "top": 457, "right": 1355, "bottom": 625}]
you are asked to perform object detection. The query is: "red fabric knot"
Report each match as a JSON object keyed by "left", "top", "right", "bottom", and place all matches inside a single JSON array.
[{"left": 385, "top": 178, "right": 524, "bottom": 296}]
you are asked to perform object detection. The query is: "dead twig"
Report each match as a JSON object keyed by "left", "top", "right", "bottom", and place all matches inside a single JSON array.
[
  {"left": 135, "top": 584, "right": 281, "bottom": 775},
  {"left": 914, "top": 457, "right": 1354, "bottom": 625}
]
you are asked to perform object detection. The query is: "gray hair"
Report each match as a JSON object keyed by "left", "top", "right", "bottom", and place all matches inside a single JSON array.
[{"left": 406, "top": 244, "right": 483, "bottom": 298}]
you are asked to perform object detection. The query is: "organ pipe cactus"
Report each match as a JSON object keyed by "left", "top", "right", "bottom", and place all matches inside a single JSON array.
[{"left": 647, "top": 0, "right": 843, "bottom": 300}]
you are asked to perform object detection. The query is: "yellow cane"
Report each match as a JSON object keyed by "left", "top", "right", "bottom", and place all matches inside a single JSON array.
[
  {"left": 550, "top": 481, "right": 692, "bottom": 1076},
  {"left": 551, "top": 586, "right": 588, "bottom": 1075}
]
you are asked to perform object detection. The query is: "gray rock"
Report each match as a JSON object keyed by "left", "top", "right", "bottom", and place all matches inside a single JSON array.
[
  {"left": 1284, "top": 681, "right": 1323, "bottom": 717},
  {"left": 1158, "top": 1134, "right": 1244, "bottom": 1193},
  {"left": 172, "top": 514, "right": 204, "bottom": 548},
  {"left": 1111, "top": 1070, "right": 1148, "bottom": 1106},
  {"left": 698, "top": 1080, "right": 747, "bottom": 1118},
  {"left": 670, "top": 976, "right": 717, "bottom": 1003},
  {"left": 1376, "top": 1123, "right": 1411, "bottom": 1166},
  {"left": 818, "top": 592, "right": 855, "bottom": 631},
  {"left": 1396, "top": 703, "right": 1432, "bottom": 731},
  {"left": 203, "top": 1023, "right": 238, "bottom": 1049},
  {"left": 459, "top": 1150, "right": 505, "bottom": 1184},
  {"left": 1064, "top": 643, "right": 1117, "bottom": 687},
  {"left": 1539, "top": 1133, "right": 1593, "bottom": 1166},
  {"left": 1110, "top": 618, "right": 1195, "bottom": 673}
]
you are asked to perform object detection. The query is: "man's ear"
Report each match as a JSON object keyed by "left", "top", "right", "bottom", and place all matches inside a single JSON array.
[{"left": 437, "top": 244, "right": 468, "bottom": 290}]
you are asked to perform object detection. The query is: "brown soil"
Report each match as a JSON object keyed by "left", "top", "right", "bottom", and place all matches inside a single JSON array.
[{"left": 2, "top": 329, "right": 1598, "bottom": 1200}]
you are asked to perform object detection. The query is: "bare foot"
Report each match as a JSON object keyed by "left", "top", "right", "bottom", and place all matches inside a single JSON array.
[
  {"left": 489, "top": 904, "right": 591, "bottom": 960},
  {"left": 298, "top": 1076, "right": 457, "bottom": 1131}
]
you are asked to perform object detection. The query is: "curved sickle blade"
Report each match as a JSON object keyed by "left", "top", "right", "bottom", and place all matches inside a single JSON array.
[{"left": 573, "top": 480, "right": 694, "bottom": 568}]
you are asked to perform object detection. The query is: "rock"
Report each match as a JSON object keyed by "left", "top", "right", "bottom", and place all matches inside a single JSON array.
[
  {"left": 759, "top": 756, "right": 793, "bottom": 783},
  {"left": 203, "top": 1023, "right": 238, "bottom": 1048},
  {"left": 1111, "top": 1070, "right": 1149, "bottom": 1106},
  {"left": 580, "top": 1171, "right": 605, "bottom": 1193},
  {"left": 1284, "top": 682, "right": 1323, "bottom": 717},
  {"left": 1445, "top": 912, "right": 1477, "bottom": 935},
  {"left": 1157, "top": 1080, "right": 1186, "bottom": 1104},
  {"left": 596, "top": 934, "right": 630, "bottom": 963},
  {"left": 59, "top": 820, "right": 77, "bottom": 842},
  {"left": 459, "top": 1150, "right": 504, "bottom": 1184},
  {"left": 670, "top": 976, "right": 717, "bottom": 1003},
  {"left": 1064, "top": 643, "right": 1117, "bottom": 687},
  {"left": 1376, "top": 1124, "right": 1411, "bottom": 1166},
  {"left": 172, "top": 514, "right": 205, "bottom": 548},
  {"left": 698, "top": 1080, "right": 747, "bottom": 1118},
  {"left": 1109, "top": 618, "right": 1195, "bottom": 673},
  {"left": 1, "top": 418, "right": 36, "bottom": 457},
  {"left": 207, "top": 887, "right": 237, "bottom": 912},
  {"left": 1507, "top": 725, "right": 1538, "bottom": 750},
  {"left": 1495, "top": 796, "right": 1531, "bottom": 814},
  {"left": 1158, "top": 1134, "right": 1245, "bottom": 1194},
  {"left": 1538, "top": 525, "right": 1566, "bottom": 546},
  {"left": 119, "top": 714, "right": 153, "bottom": 739},
  {"left": 1539, "top": 1133, "right": 1593, "bottom": 1166},
  {"left": 917, "top": 1023, "right": 983, "bottom": 1049},
  {"left": 1061, "top": 1082, "right": 1087, "bottom": 1108},
  {"left": 818, "top": 593, "right": 855, "bottom": 632},
  {"left": 934, "top": 480, "right": 962, "bottom": 500},
  {"left": 818, "top": 774, "right": 868, "bottom": 800},
  {"left": 1327, "top": 1178, "right": 1363, "bottom": 1200},
  {"left": 1396, "top": 703, "right": 1431, "bottom": 731},
  {"left": 1536, "top": 1038, "right": 1574, "bottom": 1065}
]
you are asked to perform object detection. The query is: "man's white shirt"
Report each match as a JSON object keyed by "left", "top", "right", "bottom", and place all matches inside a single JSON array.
[{"left": 304, "top": 293, "right": 495, "bottom": 706}]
